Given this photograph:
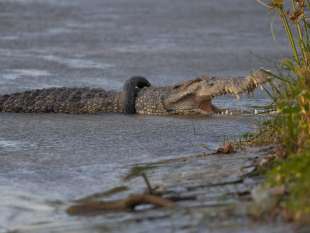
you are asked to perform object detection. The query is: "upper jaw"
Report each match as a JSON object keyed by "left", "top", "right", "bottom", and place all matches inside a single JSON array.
[{"left": 196, "top": 69, "right": 271, "bottom": 98}]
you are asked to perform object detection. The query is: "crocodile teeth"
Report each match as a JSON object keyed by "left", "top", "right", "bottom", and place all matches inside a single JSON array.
[
  {"left": 235, "top": 94, "right": 240, "bottom": 100},
  {"left": 259, "top": 85, "right": 263, "bottom": 90},
  {"left": 254, "top": 109, "right": 258, "bottom": 115},
  {"left": 225, "top": 109, "right": 229, "bottom": 115}
]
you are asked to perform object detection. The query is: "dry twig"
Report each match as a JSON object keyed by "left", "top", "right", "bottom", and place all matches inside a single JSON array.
[{"left": 67, "top": 194, "right": 175, "bottom": 215}]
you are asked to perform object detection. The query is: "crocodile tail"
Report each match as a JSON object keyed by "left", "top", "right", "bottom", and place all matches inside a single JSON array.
[
  {"left": 0, "top": 88, "right": 65, "bottom": 113},
  {"left": 0, "top": 88, "right": 109, "bottom": 113},
  {"left": 123, "top": 76, "right": 151, "bottom": 114}
]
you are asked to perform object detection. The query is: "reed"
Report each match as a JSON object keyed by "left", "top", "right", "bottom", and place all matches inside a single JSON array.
[{"left": 256, "top": 0, "right": 310, "bottom": 221}]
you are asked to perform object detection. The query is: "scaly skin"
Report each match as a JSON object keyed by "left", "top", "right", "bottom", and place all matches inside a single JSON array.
[
  {"left": 0, "top": 69, "right": 271, "bottom": 115},
  {"left": 0, "top": 88, "right": 122, "bottom": 113}
]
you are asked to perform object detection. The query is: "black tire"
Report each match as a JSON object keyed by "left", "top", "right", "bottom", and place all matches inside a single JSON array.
[{"left": 123, "top": 76, "right": 151, "bottom": 114}]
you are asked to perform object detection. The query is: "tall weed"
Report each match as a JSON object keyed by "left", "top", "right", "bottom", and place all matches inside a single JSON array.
[
  {"left": 256, "top": 0, "right": 310, "bottom": 221},
  {"left": 258, "top": 0, "right": 310, "bottom": 154}
]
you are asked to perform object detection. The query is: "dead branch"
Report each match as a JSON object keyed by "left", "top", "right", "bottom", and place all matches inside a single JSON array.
[{"left": 67, "top": 194, "right": 175, "bottom": 215}]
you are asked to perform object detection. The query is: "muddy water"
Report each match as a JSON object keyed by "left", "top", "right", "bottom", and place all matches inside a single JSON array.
[{"left": 0, "top": 0, "right": 291, "bottom": 232}]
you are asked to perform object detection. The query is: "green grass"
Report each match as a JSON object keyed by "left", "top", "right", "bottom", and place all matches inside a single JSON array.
[
  {"left": 255, "top": 0, "right": 310, "bottom": 222},
  {"left": 266, "top": 150, "right": 310, "bottom": 222}
]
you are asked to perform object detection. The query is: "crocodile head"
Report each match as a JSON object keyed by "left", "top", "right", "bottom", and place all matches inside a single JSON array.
[{"left": 135, "top": 69, "right": 271, "bottom": 115}]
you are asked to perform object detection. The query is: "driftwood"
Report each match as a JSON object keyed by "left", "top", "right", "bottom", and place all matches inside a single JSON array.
[{"left": 67, "top": 194, "right": 175, "bottom": 215}]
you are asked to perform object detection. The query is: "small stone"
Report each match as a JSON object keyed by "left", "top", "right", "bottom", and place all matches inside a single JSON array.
[{"left": 216, "top": 143, "right": 235, "bottom": 154}]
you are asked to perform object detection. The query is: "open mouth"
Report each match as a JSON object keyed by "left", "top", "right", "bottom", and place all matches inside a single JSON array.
[{"left": 198, "top": 100, "right": 219, "bottom": 114}]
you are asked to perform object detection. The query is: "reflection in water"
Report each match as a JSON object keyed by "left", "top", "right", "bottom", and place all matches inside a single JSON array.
[
  {"left": 41, "top": 55, "right": 114, "bottom": 70},
  {"left": 1, "top": 69, "right": 51, "bottom": 80},
  {"left": 0, "top": 187, "right": 63, "bottom": 233},
  {"left": 0, "top": 138, "right": 36, "bottom": 152}
]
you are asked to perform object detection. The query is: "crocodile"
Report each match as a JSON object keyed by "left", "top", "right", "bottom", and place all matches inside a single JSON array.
[{"left": 0, "top": 69, "right": 271, "bottom": 115}]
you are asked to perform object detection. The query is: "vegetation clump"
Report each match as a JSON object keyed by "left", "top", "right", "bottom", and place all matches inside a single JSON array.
[
  {"left": 255, "top": 0, "right": 310, "bottom": 222},
  {"left": 266, "top": 151, "right": 310, "bottom": 222}
]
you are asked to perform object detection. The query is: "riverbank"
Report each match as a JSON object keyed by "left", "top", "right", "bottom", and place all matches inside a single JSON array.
[
  {"left": 249, "top": 0, "right": 310, "bottom": 224},
  {"left": 5, "top": 145, "right": 301, "bottom": 233}
]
